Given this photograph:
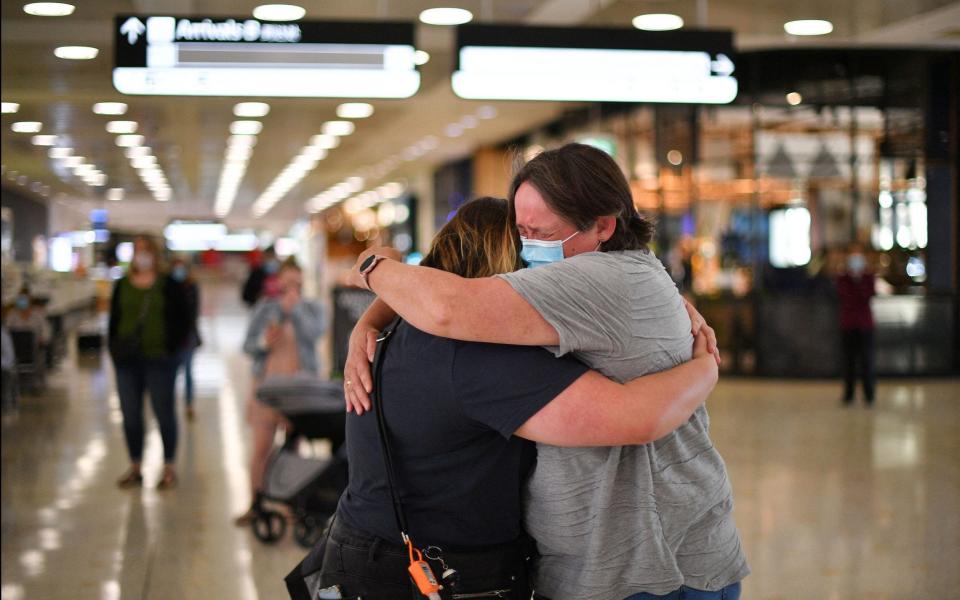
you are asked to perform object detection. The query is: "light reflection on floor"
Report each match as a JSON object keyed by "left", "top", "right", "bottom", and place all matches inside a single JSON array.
[{"left": 1, "top": 282, "right": 958, "bottom": 599}]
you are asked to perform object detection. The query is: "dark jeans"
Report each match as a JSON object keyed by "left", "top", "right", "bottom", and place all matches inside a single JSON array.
[
  {"left": 534, "top": 582, "right": 741, "bottom": 600},
  {"left": 842, "top": 328, "right": 876, "bottom": 403},
  {"left": 115, "top": 358, "right": 178, "bottom": 463},
  {"left": 177, "top": 348, "right": 195, "bottom": 406}
]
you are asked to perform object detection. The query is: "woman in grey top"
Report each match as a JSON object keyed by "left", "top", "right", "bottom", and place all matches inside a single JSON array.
[{"left": 344, "top": 144, "right": 748, "bottom": 600}]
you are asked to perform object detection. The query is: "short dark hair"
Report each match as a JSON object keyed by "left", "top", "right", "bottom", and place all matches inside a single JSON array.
[{"left": 508, "top": 143, "right": 653, "bottom": 251}]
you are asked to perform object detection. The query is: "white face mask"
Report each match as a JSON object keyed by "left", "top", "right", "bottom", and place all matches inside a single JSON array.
[
  {"left": 133, "top": 254, "right": 154, "bottom": 271},
  {"left": 520, "top": 231, "right": 580, "bottom": 268}
]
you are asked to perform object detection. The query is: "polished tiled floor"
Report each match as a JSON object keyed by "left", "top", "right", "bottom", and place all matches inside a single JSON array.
[{"left": 2, "top": 283, "right": 959, "bottom": 600}]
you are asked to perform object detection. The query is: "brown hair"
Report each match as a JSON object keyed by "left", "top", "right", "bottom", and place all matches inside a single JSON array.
[
  {"left": 279, "top": 256, "right": 301, "bottom": 273},
  {"left": 508, "top": 143, "right": 653, "bottom": 251},
  {"left": 421, "top": 197, "right": 524, "bottom": 278}
]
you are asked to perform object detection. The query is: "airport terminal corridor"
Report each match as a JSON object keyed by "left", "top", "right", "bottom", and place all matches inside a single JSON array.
[{"left": 2, "top": 279, "right": 958, "bottom": 600}]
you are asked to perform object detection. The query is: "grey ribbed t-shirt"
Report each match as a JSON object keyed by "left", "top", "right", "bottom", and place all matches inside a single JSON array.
[{"left": 498, "top": 250, "right": 749, "bottom": 600}]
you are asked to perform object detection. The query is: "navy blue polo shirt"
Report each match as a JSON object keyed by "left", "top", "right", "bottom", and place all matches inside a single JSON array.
[{"left": 337, "top": 321, "right": 588, "bottom": 549}]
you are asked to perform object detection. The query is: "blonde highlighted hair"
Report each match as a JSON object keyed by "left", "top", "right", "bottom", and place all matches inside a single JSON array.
[{"left": 420, "top": 197, "right": 523, "bottom": 279}]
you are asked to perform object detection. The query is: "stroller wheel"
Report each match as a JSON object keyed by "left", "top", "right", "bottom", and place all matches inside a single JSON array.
[
  {"left": 252, "top": 510, "right": 287, "bottom": 544},
  {"left": 293, "top": 514, "right": 325, "bottom": 548}
]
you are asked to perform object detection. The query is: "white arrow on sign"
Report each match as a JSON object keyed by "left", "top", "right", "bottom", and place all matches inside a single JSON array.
[
  {"left": 711, "top": 53, "right": 735, "bottom": 77},
  {"left": 120, "top": 17, "right": 146, "bottom": 45}
]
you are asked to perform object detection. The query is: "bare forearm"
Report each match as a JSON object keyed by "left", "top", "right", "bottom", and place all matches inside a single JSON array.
[
  {"left": 365, "top": 261, "right": 465, "bottom": 336},
  {"left": 623, "top": 356, "right": 717, "bottom": 441},
  {"left": 356, "top": 298, "right": 398, "bottom": 333}
]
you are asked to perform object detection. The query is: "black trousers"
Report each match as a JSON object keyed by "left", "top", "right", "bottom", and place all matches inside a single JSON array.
[
  {"left": 842, "top": 328, "right": 876, "bottom": 403},
  {"left": 286, "top": 516, "right": 531, "bottom": 600}
]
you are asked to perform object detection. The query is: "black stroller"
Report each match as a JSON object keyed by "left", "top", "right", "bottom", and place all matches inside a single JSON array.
[{"left": 252, "top": 374, "right": 348, "bottom": 547}]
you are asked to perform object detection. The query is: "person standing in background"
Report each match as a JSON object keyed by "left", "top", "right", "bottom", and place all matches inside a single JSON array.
[
  {"left": 109, "top": 236, "right": 191, "bottom": 489},
  {"left": 171, "top": 257, "right": 202, "bottom": 421},
  {"left": 242, "top": 246, "right": 280, "bottom": 308},
  {"left": 5, "top": 286, "right": 51, "bottom": 349},
  {"left": 836, "top": 243, "right": 877, "bottom": 406},
  {"left": 236, "top": 257, "right": 325, "bottom": 524}
]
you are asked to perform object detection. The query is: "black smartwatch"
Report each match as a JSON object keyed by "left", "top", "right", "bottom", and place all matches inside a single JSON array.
[{"left": 358, "top": 254, "right": 388, "bottom": 290}]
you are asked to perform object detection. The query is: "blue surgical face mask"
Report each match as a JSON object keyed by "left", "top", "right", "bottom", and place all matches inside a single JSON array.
[
  {"left": 15, "top": 296, "right": 29, "bottom": 310},
  {"left": 171, "top": 265, "right": 187, "bottom": 282},
  {"left": 847, "top": 254, "right": 866, "bottom": 275},
  {"left": 264, "top": 259, "right": 279, "bottom": 275},
  {"left": 520, "top": 231, "right": 580, "bottom": 268}
]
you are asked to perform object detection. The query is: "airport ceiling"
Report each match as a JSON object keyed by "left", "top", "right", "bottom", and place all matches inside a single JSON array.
[{"left": 2, "top": 0, "right": 958, "bottom": 232}]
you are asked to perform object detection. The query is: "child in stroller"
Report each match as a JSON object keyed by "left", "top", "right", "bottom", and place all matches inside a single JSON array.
[{"left": 251, "top": 374, "right": 348, "bottom": 547}]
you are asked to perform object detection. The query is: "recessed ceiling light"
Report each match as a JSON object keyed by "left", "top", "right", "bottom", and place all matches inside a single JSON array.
[
  {"left": 115, "top": 134, "right": 145, "bottom": 147},
  {"left": 92, "top": 102, "right": 127, "bottom": 115},
  {"left": 252, "top": 4, "right": 305, "bottom": 21},
  {"left": 321, "top": 120, "right": 355, "bottom": 136},
  {"left": 230, "top": 120, "right": 263, "bottom": 135},
  {"left": 233, "top": 102, "right": 271, "bottom": 117},
  {"left": 336, "top": 103, "right": 374, "bottom": 119},
  {"left": 310, "top": 134, "right": 340, "bottom": 149},
  {"left": 23, "top": 2, "right": 75, "bottom": 16},
  {"left": 63, "top": 156, "right": 84, "bottom": 167},
  {"left": 445, "top": 123, "right": 464, "bottom": 137},
  {"left": 106, "top": 188, "right": 124, "bottom": 201},
  {"left": 131, "top": 157, "right": 157, "bottom": 169},
  {"left": 54, "top": 46, "right": 98, "bottom": 60},
  {"left": 1, "top": 102, "right": 19, "bottom": 114},
  {"left": 419, "top": 7, "right": 473, "bottom": 25},
  {"left": 48, "top": 147, "right": 72, "bottom": 159},
  {"left": 459, "top": 115, "right": 478, "bottom": 129},
  {"left": 476, "top": 105, "right": 497, "bottom": 119},
  {"left": 12, "top": 121, "right": 43, "bottom": 133},
  {"left": 632, "top": 13, "right": 684, "bottom": 31},
  {"left": 414, "top": 50, "right": 430, "bottom": 66},
  {"left": 786, "top": 92, "right": 803, "bottom": 105},
  {"left": 125, "top": 146, "right": 151, "bottom": 159},
  {"left": 106, "top": 120, "right": 138, "bottom": 134},
  {"left": 31, "top": 135, "right": 58, "bottom": 146},
  {"left": 228, "top": 134, "right": 258, "bottom": 148},
  {"left": 784, "top": 19, "right": 833, "bottom": 36}
]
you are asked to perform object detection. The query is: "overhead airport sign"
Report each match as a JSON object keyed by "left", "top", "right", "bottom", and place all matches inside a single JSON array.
[
  {"left": 452, "top": 25, "right": 737, "bottom": 104},
  {"left": 113, "top": 16, "right": 420, "bottom": 98}
]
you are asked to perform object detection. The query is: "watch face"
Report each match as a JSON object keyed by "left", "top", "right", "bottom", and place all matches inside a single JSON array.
[{"left": 359, "top": 254, "right": 377, "bottom": 272}]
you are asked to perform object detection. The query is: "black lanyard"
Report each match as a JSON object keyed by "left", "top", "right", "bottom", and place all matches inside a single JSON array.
[{"left": 371, "top": 317, "right": 411, "bottom": 544}]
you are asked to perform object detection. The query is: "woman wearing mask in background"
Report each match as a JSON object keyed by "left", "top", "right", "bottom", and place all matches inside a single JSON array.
[
  {"left": 236, "top": 257, "right": 326, "bottom": 525},
  {"left": 109, "top": 236, "right": 190, "bottom": 489},
  {"left": 170, "top": 257, "right": 202, "bottom": 421},
  {"left": 344, "top": 144, "right": 747, "bottom": 600},
  {"left": 836, "top": 243, "right": 876, "bottom": 406}
]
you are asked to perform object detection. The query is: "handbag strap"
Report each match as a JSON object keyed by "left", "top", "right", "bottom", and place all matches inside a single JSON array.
[{"left": 371, "top": 317, "right": 411, "bottom": 543}]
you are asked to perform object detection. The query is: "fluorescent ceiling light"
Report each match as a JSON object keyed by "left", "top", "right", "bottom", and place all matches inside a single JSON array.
[
  {"left": 116, "top": 134, "right": 145, "bottom": 147},
  {"left": 106, "top": 120, "right": 138, "bottom": 134},
  {"left": 48, "top": 147, "right": 72, "bottom": 158},
  {"left": 233, "top": 102, "right": 270, "bottom": 117},
  {"left": 445, "top": 123, "right": 464, "bottom": 137},
  {"left": 301, "top": 146, "right": 328, "bottom": 160},
  {"left": 632, "top": 13, "right": 684, "bottom": 31},
  {"left": 784, "top": 19, "right": 833, "bottom": 36},
  {"left": 228, "top": 134, "right": 258, "bottom": 148},
  {"left": 322, "top": 120, "right": 355, "bottom": 136},
  {"left": 54, "top": 46, "right": 99, "bottom": 60},
  {"left": 459, "top": 115, "right": 478, "bottom": 129},
  {"left": 336, "top": 103, "right": 374, "bottom": 119},
  {"left": 23, "top": 2, "right": 74, "bottom": 16},
  {"left": 131, "top": 157, "right": 157, "bottom": 169},
  {"left": 226, "top": 146, "right": 253, "bottom": 161},
  {"left": 92, "top": 102, "right": 127, "bottom": 115},
  {"left": 1, "top": 102, "right": 19, "bottom": 114},
  {"left": 477, "top": 105, "right": 497, "bottom": 119},
  {"left": 63, "top": 156, "right": 84, "bottom": 167},
  {"left": 106, "top": 188, "right": 124, "bottom": 201},
  {"left": 31, "top": 135, "right": 58, "bottom": 146},
  {"left": 419, "top": 7, "right": 473, "bottom": 25},
  {"left": 125, "top": 146, "right": 151, "bottom": 158},
  {"left": 414, "top": 50, "right": 430, "bottom": 65},
  {"left": 310, "top": 134, "right": 339, "bottom": 149},
  {"left": 252, "top": 4, "right": 305, "bottom": 21},
  {"left": 12, "top": 121, "right": 43, "bottom": 133},
  {"left": 230, "top": 120, "right": 263, "bottom": 135}
]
